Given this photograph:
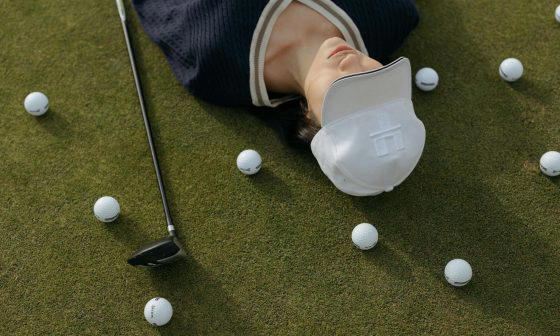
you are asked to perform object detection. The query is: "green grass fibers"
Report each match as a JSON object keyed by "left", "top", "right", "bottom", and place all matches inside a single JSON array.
[{"left": 1, "top": 0, "right": 559, "bottom": 334}]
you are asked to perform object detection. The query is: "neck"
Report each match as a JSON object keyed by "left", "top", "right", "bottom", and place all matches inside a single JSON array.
[
  {"left": 289, "top": 34, "right": 331, "bottom": 95},
  {"left": 264, "top": 3, "right": 343, "bottom": 96}
]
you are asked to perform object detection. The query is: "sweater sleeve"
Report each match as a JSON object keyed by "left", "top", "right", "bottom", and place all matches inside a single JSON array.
[{"left": 131, "top": 0, "right": 269, "bottom": 107}]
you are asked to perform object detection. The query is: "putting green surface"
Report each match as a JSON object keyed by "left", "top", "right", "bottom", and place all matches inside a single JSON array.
[{"left": 1, "top": 0, "right": 560, "bottom": 335}]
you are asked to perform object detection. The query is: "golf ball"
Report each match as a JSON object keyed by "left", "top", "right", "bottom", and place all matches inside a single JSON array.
[
  {"left": 24, "top": 92, "right": 49, "bottom": 116},
  {"left": 144, "top": 297, "right": 173, "bottom": 327},
  {"left": 556, "top": 5, "right": 560, "bottom": 23},
  {"left": 351, "top": 223, "right": 378, "bottom": 250},
  {"left": 444, "top": 259, "right": 472, "bottom": 287},
  {"left": 499, "top": 58, "right": 523, "bottom": 82},
  {"left": 540, "top": 151, "right": 560, "bottom": 177},
  {"left": 93, "top": 196, "right": 120, "bottom": 222},
  {"left": 415, "top": 67, "right": 439, "bottom": 91},
  {"left": 236, "top": 149, "right": 262, "bottom": 175}
]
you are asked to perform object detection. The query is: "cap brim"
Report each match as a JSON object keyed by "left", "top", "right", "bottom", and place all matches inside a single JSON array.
[{"left": 321, "top": 57, "right": 412, "bottom": 126}]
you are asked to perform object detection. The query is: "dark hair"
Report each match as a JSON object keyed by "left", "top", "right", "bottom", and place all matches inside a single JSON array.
[{"left": 247, "top": 97, "right": 320, "bottom": 148}]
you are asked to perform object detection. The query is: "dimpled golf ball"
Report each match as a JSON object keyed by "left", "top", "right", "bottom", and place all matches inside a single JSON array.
[
  {"left": 351, "top": 223, "right": 378, "bottom": 250},
  {"left": 555, "top": 5, "right": 560, "bottom": 23},
  {"left": 540, "top": 151, "right": 560, "bottom": 177},
  {"left": 444, "top": 259, "right": 472, "bottom": 287},
  {"left": 144, "top": 297, "right": 173, "bottom": 327},
  {"left": 93, "top": 196, "right": 120, "bottom": 223},
  {"left": 499, "top": 58, "right": 523, "bottom": 82},
  {"left": 24, "top": 92, "right": 49, "bottom": 116},
  {"left": 415, "top": 67, "right": 439, "bottom": 91},
  {"left": 236, "top": 149, "right": 262, "bottom": 175}
]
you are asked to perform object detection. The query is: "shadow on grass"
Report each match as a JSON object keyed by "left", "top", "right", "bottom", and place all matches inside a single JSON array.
[
  {"left": 362, "top": 241, "right": 415, "bottom": 282},
  {"left": 352, "top": 171, "right": 560, "bottom": 333},
  {"left": 350, "top": 0, "right": 560, "bottom": 333},
  {"left": 509, "top": 77, "right": 555, "bottom": 106},
  {"left": 545, "top": 175, "right": 559, "bottom": 188},
  {"left": 35, "top": 108, "right": 75, "bottom": 138},
  {"left": 147, "top": 255, "right": 255, "bottom": 335},
  {"left": 248, "top": 167, "right": 294, "bottom": 201},
  {"left": 103, "top": 213, "right": 153, "bottom": 251},
  {"left": 199, "top": 102, "right": 327, "bottom": 190}
]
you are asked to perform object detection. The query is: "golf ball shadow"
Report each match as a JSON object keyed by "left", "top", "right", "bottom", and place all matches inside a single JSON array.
[{"left": 32, "top": 108, "right": 76, "bottom": 138}]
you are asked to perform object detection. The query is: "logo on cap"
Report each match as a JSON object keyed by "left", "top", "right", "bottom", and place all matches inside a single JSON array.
[{"left": 369, "top": 113, "right": 404, "bottom": 157}]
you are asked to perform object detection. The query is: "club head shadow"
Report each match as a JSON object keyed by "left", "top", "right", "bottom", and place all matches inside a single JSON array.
[{"left": 127, "top": 236, "right": 186, "bottom": 268}]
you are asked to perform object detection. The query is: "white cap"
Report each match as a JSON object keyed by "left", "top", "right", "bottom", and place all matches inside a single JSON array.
[{"left": 310, "top": 57, "right": 425, "bottom": 196}]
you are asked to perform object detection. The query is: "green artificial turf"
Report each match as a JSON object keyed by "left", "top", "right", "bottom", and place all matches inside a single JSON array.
[{"left": 1, "top": 0, "right": 560, "bottom": 335}]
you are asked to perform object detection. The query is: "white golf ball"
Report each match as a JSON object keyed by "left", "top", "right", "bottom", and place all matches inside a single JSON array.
[
  {"left": 93, "top": 196, "right": 120, "bottom": 222},
  {"left": 444, "top": 259, "right": 472, "bottom": 287},
  {"left": 24, "top": 92, "right": 49, "bottom": 116},
  {"left": 499, "top": 58, "right": 523, "bottom": 82},
  {"left": 351, "top": 223, "right": 378, "bottom": 250},
  {"left": 144, "top": 297, "right": 173, "bottom": 327},
  {"left": 236, "top": 149, "right": 262, "bottom": 175},
  {"left": 555, "top": 5, "right": 560, "bottom": 23},
  {"left": 540, "top": 151, "right": 560, "bottom": 177},
  {"left": 415, "top": 67, "right": 439, "bottom": 91}
]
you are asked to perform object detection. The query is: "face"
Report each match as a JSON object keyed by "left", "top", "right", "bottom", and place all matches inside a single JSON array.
[{"left": 303, "top": 37, "right": 383, "bottom": 126}]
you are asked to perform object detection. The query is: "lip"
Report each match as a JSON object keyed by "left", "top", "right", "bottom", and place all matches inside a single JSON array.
[{"left": 328, "top": 45, "right": 354, "bottom": 58}]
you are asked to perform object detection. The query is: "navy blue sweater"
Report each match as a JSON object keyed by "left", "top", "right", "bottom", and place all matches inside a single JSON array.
[{"left": 132, "top": 0, "right": 419, "bottom": 107}]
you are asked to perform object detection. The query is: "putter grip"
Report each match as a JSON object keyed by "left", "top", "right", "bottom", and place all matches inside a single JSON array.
[{"left": 116, "top": 0, "right": 126, "bottom": 21}]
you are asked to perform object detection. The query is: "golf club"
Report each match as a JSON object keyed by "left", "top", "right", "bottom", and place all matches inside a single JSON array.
[{"left": 115, "top": 0, "right": 186, "bottom": 267}]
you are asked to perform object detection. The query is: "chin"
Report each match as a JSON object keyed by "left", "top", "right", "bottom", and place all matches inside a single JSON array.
[{"left": 324, "top": 36, "right": 345, "bottom": 45}]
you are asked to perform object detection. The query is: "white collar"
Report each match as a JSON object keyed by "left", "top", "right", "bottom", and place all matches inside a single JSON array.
[{"left": 249, "top": 0, "right": 369, "bottom": 108}]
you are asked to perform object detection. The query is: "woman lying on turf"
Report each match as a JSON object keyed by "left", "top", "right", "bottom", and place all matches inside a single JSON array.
[{"left": 132, "top": 0, "right": 426, "bottom": 196}]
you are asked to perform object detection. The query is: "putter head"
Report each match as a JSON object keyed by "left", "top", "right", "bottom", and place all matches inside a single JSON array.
[{"left": 127, "top": 236, "right": 186, "bottom": 267}]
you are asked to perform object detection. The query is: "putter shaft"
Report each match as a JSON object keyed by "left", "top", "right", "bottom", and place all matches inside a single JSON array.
[{"left": 116, "top": 0, "right": 176, "bottom": 236}]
